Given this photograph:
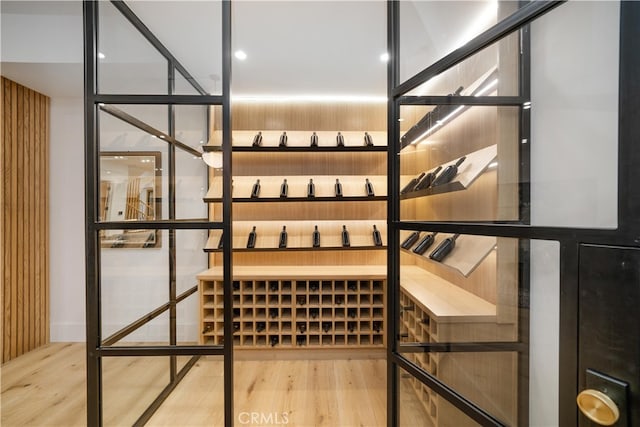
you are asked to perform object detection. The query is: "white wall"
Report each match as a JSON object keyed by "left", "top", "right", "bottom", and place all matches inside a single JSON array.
[
  {"left": 49, "top": 99, "right": 208, "bottom": 343},
  {"left": 49, "top": 97, "right": 86, "bottom": 341},
  {"left": 528, "top": 2, "right": 620, "bottom": 426}
]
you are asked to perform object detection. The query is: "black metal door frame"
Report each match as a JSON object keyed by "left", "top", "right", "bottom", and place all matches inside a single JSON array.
[
  {"left": 386, "top": 1, "right": 640, "bottom": 426},
  {"left": 83, "top": 1, "right": 234, "bottom": 425}
]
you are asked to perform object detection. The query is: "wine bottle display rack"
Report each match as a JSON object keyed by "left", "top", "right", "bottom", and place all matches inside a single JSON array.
[
  {"left": 399, "top": 144, "right": 497, "bottom": 200},
  {"left": 204, "top": 221, "right": 387, "bottom": 252},
  {"left": 399, "top": 232, "right": 496, "bottom": 277},
  {"left": 202, "top": 104, "right": 387, "bottom": 354},
  {"left": 204, "top": 175, "right": 387, "bottom": 202},
  {"left": 204, "top": 130, "right": 387, "bottom": 151},
  {"left": 198, "top": 267, "right": 386, "bottom": 349}
]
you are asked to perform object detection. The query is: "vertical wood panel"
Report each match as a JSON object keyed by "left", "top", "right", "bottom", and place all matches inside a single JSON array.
[
  {"left": 1, "top": 78, "right": 9, "bottom": 362},
  {"left": 1, "top": 77, "right": 50, "bottom": 362}
]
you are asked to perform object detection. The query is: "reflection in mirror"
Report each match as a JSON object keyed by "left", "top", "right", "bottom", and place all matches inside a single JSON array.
[{"left": 100, "top": 151, "right": 162, "bottom": 248}]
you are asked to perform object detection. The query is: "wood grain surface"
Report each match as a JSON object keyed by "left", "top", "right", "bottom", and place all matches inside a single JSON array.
[{"left": 1, "top": 77, "right": 50, "bottom": 363}]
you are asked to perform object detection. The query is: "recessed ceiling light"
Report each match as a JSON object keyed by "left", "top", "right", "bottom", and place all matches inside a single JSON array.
[
  {"left": 380, "top": 53, "right": 390, "bottom": 62},
  {"left": 98, "top": 52, "right": 106, "bottom": 59},
  {"left": 234, "top": 50, "right": 247, "bottom": 60}
]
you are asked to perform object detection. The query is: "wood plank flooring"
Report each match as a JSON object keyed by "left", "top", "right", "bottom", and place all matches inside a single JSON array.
[{"left": 1, "top": 343, "right": 431, "bottom": 426}]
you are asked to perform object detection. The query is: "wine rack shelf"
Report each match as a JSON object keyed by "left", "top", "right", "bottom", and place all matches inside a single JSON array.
[
  {"left": 399, "top": 233, "right": 496, "bottom": 277},
  {"left": 204, "top": 130, "right": 387, "bottom": 152},
  {"left": 198, "top": 266, "right": 386, "bottom": 349},
  {"left": 204, "top": 175, "right": 387, "bottom": 202},
  {"left": 204, "top": 145, "right": 387, "bottom": 153},
  {"left": 204, "top": 220, "right": 387, "bottom": 252},
  {"left": 400, "top": 265, "right": 496, "bottom": 322},
  {"left": 399, "top": 144, "right": 497, "bottom": 200}
]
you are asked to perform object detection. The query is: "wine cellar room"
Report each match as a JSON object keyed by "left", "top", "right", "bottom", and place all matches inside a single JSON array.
[{"left": 2, "top": 1, "right": 637, "bottom": 427}]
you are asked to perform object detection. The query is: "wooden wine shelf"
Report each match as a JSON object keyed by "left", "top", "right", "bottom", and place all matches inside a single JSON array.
[
  {"left": 400, "top": 266, "right": 496, "bottom": 323},
  {"left": 204, "top": 245, "right": 386, "bottom": 253},
  {"left": 198, "top": 266, "right": 386, "bottom": 349},
  {"left": 205, "top": 221, "right": 387, "bottom": 252},
  {"left": 204, "top": 130, "right": 387, "bottom": 152},
  {"left": 204, "top": 146, "right": 387, "bottom": 153},
  {"left": 400, "top": 233, "right": 496, "bottom": 277},
  {"left": 204, "top": 175, "right": 387, "bottom": 202},
  {"left": 399, "top": 144, "right": 497, "bottom": 199},
  {"left": 204, "top": 196, "right": 387, "bottom": 203}
]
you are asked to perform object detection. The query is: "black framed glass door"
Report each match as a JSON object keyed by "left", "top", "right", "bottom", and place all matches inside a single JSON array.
[
  {"left": 84, "top": 1, "right": 233, "bottom": 425},
  {"left": 387, "top": 1, "right": 639, "bottom": 425}
]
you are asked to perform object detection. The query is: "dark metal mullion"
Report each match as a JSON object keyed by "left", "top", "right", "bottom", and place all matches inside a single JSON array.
[
  {"left": 98, "top": 104, "right": 201, "bottom": 157},
  {"left": 393, "top": 353, "right": 506, "bottom": 426},
  {"left": 397, "top": 95, "right": 524, "bottom": 106},
  {"left": 221, "top": 2, "right": 234, "bottom": 427},
  {"left": 517, "top": 13, "right": 532, "bottom": 426},
  {"left": 393, "top": 1, "right": 564, "bottom": 97},
  {"left": 92, "top": 94, "right": 222, "bottom": 104},
  {"left": 558, "top": 241, "right": 579, "bottom": 426},
  {"left": 132, "top": 356, "right": 200, "bottom": 427},
  {"left": 206, "top": 105, "right": 211, "bottom": 272},
  {"left": 98, "top": 346, "right": 224, "bottom": 357},
  {"left": 109, "top": 0, "right": 207, "bottom": 95},
  {"left": 617, "top": 1, "right": 640, "bottom": 234},
  {"left": 96, "top": 220, "right": 218, "bottom": 230},
  {"left": 102, "top": 285, "right": 198, "bottom": 346},
  {"left": 386, "top": 1, "right": 400, "bottom": 426},
  {"left": 83, "top": 1, "right": 102, "bottom": 425},
  {"left": 167, "top": 63, "right": 178, "bottom": 383}
]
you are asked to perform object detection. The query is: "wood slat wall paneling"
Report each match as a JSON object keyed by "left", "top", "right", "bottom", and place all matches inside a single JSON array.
[{"left": 1, "top": 77, "right": 50, "bottom": 363}]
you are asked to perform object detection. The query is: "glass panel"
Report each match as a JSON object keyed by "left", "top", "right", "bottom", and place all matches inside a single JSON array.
[
  {"left": 174, "top": 71, "right": 201, "bottom": 95},
  {"left": 99, "top": 106, "right": 169, "bottom": 221},
  {"left": 399, "top": 1, "right": 522, "bottom": 84},
  {"left": 398, "top": 354, "right": 513, "bottom": 426},
  {"left": 110, "top": 104, "right": 169, "bottom": 134},
  {"left": 398, "top": 234, "right": 523, "bottom": 344},
  {"left": 175, "top": 105, "right": 209, "bottom": 151},
  {"left": 398, "top": 364, "right": 479, "bottom": 427},
  {"left": 176, "top": 149, "right": 208, "bottom": 220},
  {"left": 175, "top": 290, "right": 200, "bottom": 340},
  {"left": 102, "top": 356, "right": 170, "bottom": 426},
  {"left": 530, "top": 0, "right": 619, "bottom": 229},
  {"left": 399, "top": 105, "right": 520, "bottom": 223},
  {"left": 126, "top": 1, "right": 223, "bottom": 95},
  {"left": 197, "top": 253, "right": 225, "bottom": 347},
  {"left": 100, "top": 234, "right": 169, "bottom": 342},
  {"left": 404, "top": 31, "right": 518, "bottom": 97},
  {"left": 529, "top": 240, "right": 560, "bottom": 426},
  {"left": 175, "top": 228, "right": 208, "bottom": 350},
  {"left": 98, "top": 1, "right": 168, "bottom": 95},
  {"left": 147, "top": 355, "right": 225, "bottom": 425},
  {"left": 397, "top": 237, "right": 560, "bottom": 424}
]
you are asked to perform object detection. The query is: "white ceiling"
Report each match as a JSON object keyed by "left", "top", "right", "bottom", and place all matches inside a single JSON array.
[{"left": 1, "top": 0, "right": 387, "bottom": 98}]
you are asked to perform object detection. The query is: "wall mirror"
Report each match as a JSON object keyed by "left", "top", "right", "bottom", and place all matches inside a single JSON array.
[{"left": 99, "top": 151, "right": 162, "bottom": 248}]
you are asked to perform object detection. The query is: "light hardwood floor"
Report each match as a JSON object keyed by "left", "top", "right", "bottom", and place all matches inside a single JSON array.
[{"left": 1, "top": 343, "right": 431, "bottom": 426}]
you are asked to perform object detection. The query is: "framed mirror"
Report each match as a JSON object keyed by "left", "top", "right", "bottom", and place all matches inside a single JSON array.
[{"left": 99, "top": 151, "right": 162, "bottom": 248}]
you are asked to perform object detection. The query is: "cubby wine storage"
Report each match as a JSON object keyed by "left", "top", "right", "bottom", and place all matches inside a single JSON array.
[
  {"left": 198, "top": 266, "right": 386, "bottom": 349},
  {"left": 399, "top": 265, "right": 517, "bottom": 427}
]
